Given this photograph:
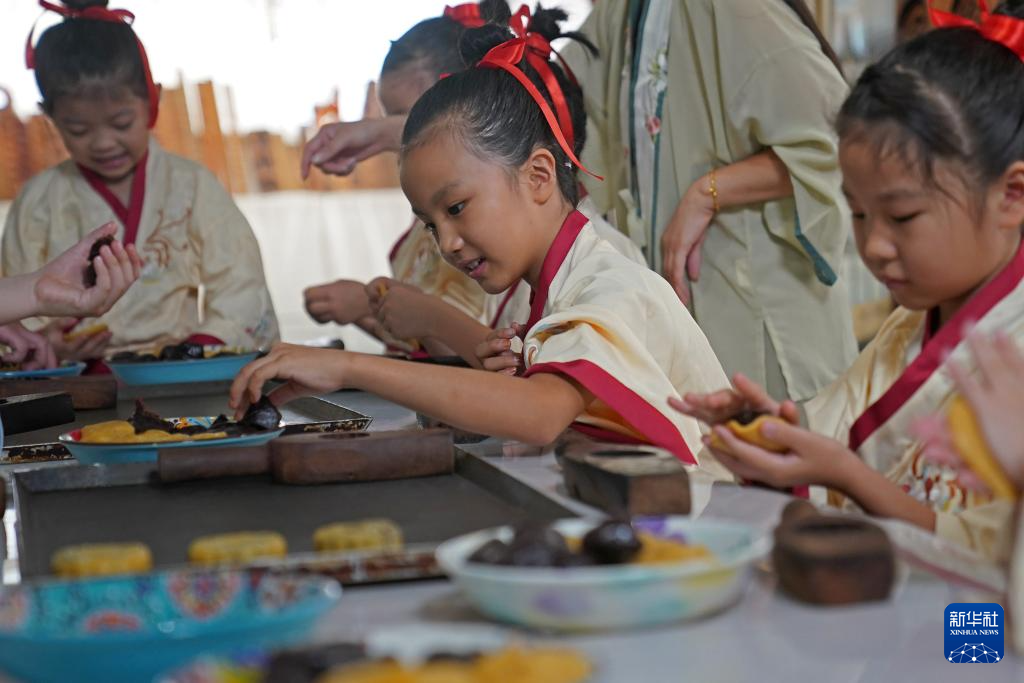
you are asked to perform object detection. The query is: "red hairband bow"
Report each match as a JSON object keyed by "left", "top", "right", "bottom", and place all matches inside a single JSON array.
[
  {"left": 507, "top": 5, "right": 579, "bottom": 152},
  {"left": 477, "top": 38, "right": 601, "bottom": 180},
  {"left": 25, "top": 0, "right": 159, "bottom": 128},
  {"left": 443, "top": 4, "right": 486, "bottom": 28},
  {"left": 928, "top": 0, "right": 1024, "bottom": 60}
]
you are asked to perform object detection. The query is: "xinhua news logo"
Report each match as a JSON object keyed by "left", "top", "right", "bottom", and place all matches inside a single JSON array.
[{"left": 945, "top": 603, "right": 1004, "bottom": 663}]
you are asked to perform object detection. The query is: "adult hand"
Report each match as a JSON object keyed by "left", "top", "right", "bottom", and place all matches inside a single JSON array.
[
  {"left": 914, "top": 332, "right": 1024, "bottom": 492},
  {"left": 229, "top": 343, "right": 349, "bottom": 417},
  {"left": 42, "top": 318, "right": 112, "bottom": 362},
  {"left": 0, "top": 322, "right": 57, "bottom": 370},
  {"left": 669, "top": 372, "right": 800, "bottom": 428},
  {"left": 474, "top": 324, "right": 526, "bottom": 375},
  {"left": 303, "top": 279, "right": 371, "bottom": 325},
  {"left": 300, "top": 117, "right": 405, "bottom": 179},
  {"left": 33, "top": 222, "right": 142, "bottom": 318},
  {"left": 661, "top": 177, "right": 715, "bottom": 305}
]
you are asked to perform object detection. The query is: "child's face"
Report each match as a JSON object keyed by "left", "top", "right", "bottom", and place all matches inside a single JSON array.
[
  {"left": 400, "top": 133, "right": 545, "bottom": 295},
  {"left": 49, "top": 85, "right": 150, "bottom": 183},
  {"left": 841, "top": 139, "right": 1019, "bottom": 312},
  {"left": 378, "top": 65, "right": 436, "bottom": 117}
]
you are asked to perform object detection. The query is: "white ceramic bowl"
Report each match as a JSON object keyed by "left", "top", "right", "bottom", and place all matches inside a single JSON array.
[{"left": 436, "top": 516, "right": 771, "bottom": 632}]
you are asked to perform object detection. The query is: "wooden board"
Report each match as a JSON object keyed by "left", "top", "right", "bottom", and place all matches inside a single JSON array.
[{"left": 0, "top": 376, "right": 117, "bottom": 410}]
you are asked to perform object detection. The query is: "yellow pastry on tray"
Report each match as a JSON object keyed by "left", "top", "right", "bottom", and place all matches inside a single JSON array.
[
  {"left": 316, "top": 647, "right": 590, "bottom": 683},
  {"left": 188, "top": 531, "right": 287, "bottom": 565},
  {"left": 709, "top": 412, "right": 789, "bottom": 453},
  {"left": 313, "top": 519, "right": 404, "bottom": 553},
  {"left": 78, "top": 420, "right": 227, "bottom": 444},
  {"left": 51, "top": 542, "right": 153, "bottom": 578},
  {"left": 947, "top": 395, "right": 1019, "bottom": 500}
]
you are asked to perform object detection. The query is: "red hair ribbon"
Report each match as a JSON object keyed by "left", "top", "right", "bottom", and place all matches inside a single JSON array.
[
  {"left": 478, "top": 38, "right": 602, "bottom": 180},
  {"left": 25, "top": 0, "right": 159, "bottom": 128},
  {"left": 443, "top": 3, "right": 486, "bottom": 28},
  {"left": 928, "top": 0, "right": 1024, "bottom": 60},
  {"left": 506, "top": 5, "right": 578, "bottom": 152}
]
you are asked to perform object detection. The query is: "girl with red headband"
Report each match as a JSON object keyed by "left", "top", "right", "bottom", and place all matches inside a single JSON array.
[
  {"left": 4, "top": 0, "right": 279, "bottom": 363},
  {"left": 230, "top": 22, "right": 732, "bottom": 477},
  {"left": 674, "top": 0, "right": 1024, "bottom": 563},
  {"left": 304, "top": 3, "right": 644, "bottom": 366}
]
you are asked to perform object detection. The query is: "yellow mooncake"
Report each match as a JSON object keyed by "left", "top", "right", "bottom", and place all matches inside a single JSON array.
[
  {"left": 51, "top": 542, "right": 153, "bottom": 578},
  {"left": 313, "top": 519, "right": 403, "bottom": 553},
  {"left": 188, "top": 531, "right": 287, "bottom": 565}
]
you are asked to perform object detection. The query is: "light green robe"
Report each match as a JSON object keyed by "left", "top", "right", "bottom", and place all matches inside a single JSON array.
[{"left": 565, "top": 0, "right": 858, "bottom": 401}]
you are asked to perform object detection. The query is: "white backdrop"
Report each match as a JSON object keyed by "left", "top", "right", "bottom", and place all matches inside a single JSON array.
[{"left": 1, "top": 0, "right": 591, "bottom": 136}]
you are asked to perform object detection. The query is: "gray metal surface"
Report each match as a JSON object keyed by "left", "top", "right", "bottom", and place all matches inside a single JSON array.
[{"left": 13, "top": 451, "right": 571, "bottom": 577}]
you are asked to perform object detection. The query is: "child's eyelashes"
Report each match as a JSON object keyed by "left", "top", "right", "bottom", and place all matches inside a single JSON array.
[
  {"left": 424, "top": 223, "right": 438, "bottom": 239},
  {"left": 447, "top": 201, "right": 466, "bottom": 217},
  {"left": 891, "top": 212, "right": 921, "bottom": 224}
]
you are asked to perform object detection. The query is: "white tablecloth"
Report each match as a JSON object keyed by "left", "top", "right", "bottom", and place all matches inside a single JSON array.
[{"left": 0, "top": 189, "right": 412, "bottom": 353}]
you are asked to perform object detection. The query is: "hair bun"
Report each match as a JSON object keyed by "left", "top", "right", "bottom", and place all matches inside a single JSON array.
[
  {"left": 458, "top": 23, "right": 516, "bottom": 66},
  {"left": 62, "top": 0, "right": 111, "bottom": 10},
  {"left": 528, "top": 6, "right": 569, "bottom": 42},
  {"left": 478, "top": 0, "right": 513, "bottom": 23}
]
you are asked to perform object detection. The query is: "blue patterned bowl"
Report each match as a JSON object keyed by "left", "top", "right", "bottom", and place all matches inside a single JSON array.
[
  {"left": 0, "top": 570, "right": 341, "bottom": 683},
  {"left": 436, "top": 516, "right": 771, "bottom": 632}
]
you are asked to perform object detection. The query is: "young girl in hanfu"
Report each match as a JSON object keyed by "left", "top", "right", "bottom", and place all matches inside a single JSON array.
[
  {"left": 4, "top": 0, "right": 278, "bottom": 364},
  {"left": 231, "top": 25, "right": 730, "bottom": 474},
  {"left": 674, "top": 1, "right": 1024, "bottom": 562},
  {"left": 305, "top": 3, "right": 643, "bottom": 364}
]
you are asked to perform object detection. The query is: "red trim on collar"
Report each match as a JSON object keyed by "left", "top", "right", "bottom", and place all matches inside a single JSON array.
[
  {"left": 848, "top": 238, "right": 1024, "bottom": 451},
  {"left": 524, "top": 358, "right": 697, "bottom": 465},
  {"left": 388, "top": 219, "right": 419, "bottom": 266},
  {"left": 490, "top": 281, "right": 523, "bottom": 330},
  {"left": 525, "top": 210, "right": 588, "bottom": 333},
  {"left": 77, "top": 151, "right": 148, "bottom": 247}
]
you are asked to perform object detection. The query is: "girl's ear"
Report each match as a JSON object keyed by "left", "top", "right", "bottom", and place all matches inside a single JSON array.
[
  {"left": 995, "top": 161, "right": 1024, "bottom": 232},
  {"left": 521, "top": 147, "right": 559, "bottom": 206}
]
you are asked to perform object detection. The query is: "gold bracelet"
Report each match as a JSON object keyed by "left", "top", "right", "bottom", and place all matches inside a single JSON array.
[{"left": 707, "top": 169, "right": 720, "bottom": 214}]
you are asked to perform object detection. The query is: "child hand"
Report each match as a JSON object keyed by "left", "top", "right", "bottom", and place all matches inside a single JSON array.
[
  {"left": 915, "top": 332, "right": 1024, "bottom": 492},
  {"left": 229, "top": 343, "right": 349, "bottom": 417},
  {"left": 367, "top": 279, "right": 433, "bottom": 341},
  {"left": 300, "top": 117, "right": 404, "bottom": 179},
  {"left": 41, "top": 318, "right": 113, "bottom": 362},
  {"left": 705, "top": 417, "right": 858, "bottom": 490},
  {"left": 0, "top": 322, "right": 57, "bottom": 370},
  {"left": 475, "top": 324, "right": 526, "bottom": 375},
  {"left": 303, "top": 279, "right": 370, "bottom": 325},
  {"left": 669, "top": 372, "right": 801, "bottom": 427},
  {"left": 33, "top": 223, "right": 142, "bottom": 318}
]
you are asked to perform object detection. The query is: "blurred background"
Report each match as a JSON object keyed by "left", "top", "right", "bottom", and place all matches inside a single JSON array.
[{"left": 0, "top": 1, "right": 937, "bottom": 349}]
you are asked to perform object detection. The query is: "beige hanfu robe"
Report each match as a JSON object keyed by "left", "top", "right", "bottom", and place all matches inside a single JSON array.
[
  {"left": 521, "top": 209, "right": 730, "bottom": 476},
  {"left": 1, "top": 140, "right": 278, "bottom": 353},
  {"left": 807, "top": 243, "right": 1024, "bottom": 563},
  {"left": 564, "top": 0, "right": 858, "bottom": 402}
]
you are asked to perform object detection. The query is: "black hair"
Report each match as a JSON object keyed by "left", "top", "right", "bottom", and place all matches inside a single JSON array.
[
  {"left": 33, "top": 0, "right": 148, "bottom": 114},
  {"left": 898, "top": 0, "right": 925, "bottom": 29},
  {"left": 402, "top": 5, "right": 597, "bottom": 206},
  {"left": 836, "top": 5, "right": 1024, "bottom": 207},
  {"left": 779, "top": 0, "right": 845, "bottom": 77},
  {"left": 381, "top": 0, "right": 512, "bottom": 79}
]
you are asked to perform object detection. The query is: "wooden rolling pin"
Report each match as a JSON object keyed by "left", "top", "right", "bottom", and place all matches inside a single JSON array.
[
  {"left": 772, "top": 500, "right": 896, "bottom": 605},
  {"left": 158, "top": 428, "right": 454, "bottom": 485},
  {"left": 0, "top": 376, "right": 117, "bottom": 410}
]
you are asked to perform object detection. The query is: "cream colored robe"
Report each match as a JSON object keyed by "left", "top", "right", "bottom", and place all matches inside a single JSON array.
[
  {"left": 807, "top": 244, "right": 1024, "bottom": 564},
  {"left": 522, "top": 209, "right": 730, "bottom": 476},
  {"left": 1, "top": 141, "right": 278, "bottom": 352},
  {"left": 394, "top": 197, "right": 649, "bottom": 332},
  {"left": 565, "top": 0, "right": 858, "bottom": 401}
]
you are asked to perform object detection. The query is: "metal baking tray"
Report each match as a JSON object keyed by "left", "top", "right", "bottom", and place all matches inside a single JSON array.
[
  {"left": 1, "top": 396, "right": 372, "bottom": 465},
  {"left": 12, "top": 449, "right": 571, "bottom": 581}
]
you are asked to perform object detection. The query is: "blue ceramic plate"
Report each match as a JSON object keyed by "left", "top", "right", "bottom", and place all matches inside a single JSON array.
[
  {"left": 0, "top": 362, "right": 86, "bottom": 379},
  {"left": 59, "top": 417, "right": 283, "bottom": 465},
  {"left": 0, "top": 569, "right": 341, "bottom": 683},
  {"left": 107, "top": 352, "right": 259, "bottom": 386}
]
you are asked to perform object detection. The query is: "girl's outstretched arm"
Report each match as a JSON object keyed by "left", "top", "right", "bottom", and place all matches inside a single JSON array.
[{"left": 230, "top": 344, "right": 589, "bottom": 446}]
